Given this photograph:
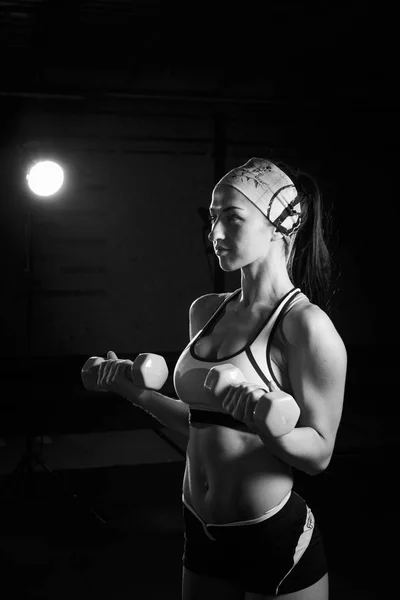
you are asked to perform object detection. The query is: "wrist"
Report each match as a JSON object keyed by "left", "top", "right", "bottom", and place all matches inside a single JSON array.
[{"left": 124, "top": 385, "right": 150, "bottom": 407}]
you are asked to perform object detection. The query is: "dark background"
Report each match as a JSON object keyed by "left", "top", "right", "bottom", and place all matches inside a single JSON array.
[{"left": 0, "top": 1, "right": 397, "bottom": 598}]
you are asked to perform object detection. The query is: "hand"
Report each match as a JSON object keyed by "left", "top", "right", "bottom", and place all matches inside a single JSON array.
[
  {"left": 221, "top": 382, "right": 276, "bottom": 432},
  {"left": 96, "top": 350, "right": 136, "bottom": 398},
  {"left": 209, "top": 366, "right": 299, "bottom": 437},
  {"left": 205, "top": 363, "right": 300, "bottom": 436}
]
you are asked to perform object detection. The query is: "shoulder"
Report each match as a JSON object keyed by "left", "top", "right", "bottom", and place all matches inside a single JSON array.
[
  {"left": 189, "top": 292, "right": 229, "bottom": 340},
  {"left": 283, "top": 299, "right": 347, "bottom": 363}
]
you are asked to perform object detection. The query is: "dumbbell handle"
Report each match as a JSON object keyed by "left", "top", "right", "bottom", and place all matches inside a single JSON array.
[
  {"left": 81, "top": 353, "right": 169, "bottom": 392},
  {"left": 205, "top": 363, "right": 300, "bottom": 437},
  {"left": 81, "top": 358, "right": 133, "bottom": 379},
  {"left": 81, "top": 357, "right": 133, "bottom": 392}
]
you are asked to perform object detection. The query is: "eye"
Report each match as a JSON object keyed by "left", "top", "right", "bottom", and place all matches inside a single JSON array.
[{"left": 208, "top": 212, "right": 242, "bottom": 225}]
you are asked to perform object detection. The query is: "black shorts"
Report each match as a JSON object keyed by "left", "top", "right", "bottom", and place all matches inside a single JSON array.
[{"left": 182, "top": 490, "right": 328, "bottom": 596}]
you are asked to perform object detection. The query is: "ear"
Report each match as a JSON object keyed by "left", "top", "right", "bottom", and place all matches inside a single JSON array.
[{"left": 271, "top": 228, "right": 284, "bottom": 242}]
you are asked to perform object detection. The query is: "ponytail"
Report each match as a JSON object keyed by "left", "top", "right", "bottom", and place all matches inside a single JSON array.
[{"left": 276, "top": 162, "right": 333, "bottom": 313}]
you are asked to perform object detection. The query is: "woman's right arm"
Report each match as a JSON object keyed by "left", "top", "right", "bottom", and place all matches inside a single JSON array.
[
  {"left": 101, "top": 293, "right": 222, "bottom": 437},
  {"left": 131, "top": 388, "right": 190, "bottom": 437}
]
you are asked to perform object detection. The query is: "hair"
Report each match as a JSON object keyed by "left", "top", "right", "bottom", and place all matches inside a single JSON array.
[{"left": 274, "top": 160, "right": 334, "bottom": 314}]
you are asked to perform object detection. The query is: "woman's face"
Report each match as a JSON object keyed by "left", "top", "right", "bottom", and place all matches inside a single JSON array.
[{"left": 208, "top": 184, "right": 274, "bottom": 272}]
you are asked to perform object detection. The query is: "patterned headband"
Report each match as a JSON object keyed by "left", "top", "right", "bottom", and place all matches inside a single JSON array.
[{"left": 214, "top": 157, "right": 302, "bottom": 243}]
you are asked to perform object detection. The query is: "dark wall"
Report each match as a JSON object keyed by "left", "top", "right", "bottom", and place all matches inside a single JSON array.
[
  {"left": 1, "top": 0, "right": 397, "bottom": 366},
  {"left": 0, "top": 95, "right": 396, "bottom": 363},
  {"left": 1, "top": 101, "right": 215, "bottom": 357}
]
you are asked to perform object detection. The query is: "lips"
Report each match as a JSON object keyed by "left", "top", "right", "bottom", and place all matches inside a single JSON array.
[{"left": 215, "top": 247, "right": 230, "bottom": 255}]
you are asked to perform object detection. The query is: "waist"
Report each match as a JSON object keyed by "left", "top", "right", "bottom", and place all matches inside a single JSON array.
[
  {"left": 182, "top": 488, "right": 292, "bottom": 528},
  {"left": 184, "top": 426, "right": 293, "bottom": 523},
  {"left": 189, "top": 408, "right": 252, "bottom": 433}
]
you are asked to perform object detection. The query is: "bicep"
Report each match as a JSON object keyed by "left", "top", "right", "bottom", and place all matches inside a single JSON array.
[{"left": 287, "top": 306, "right": 347, "bottom": 447}]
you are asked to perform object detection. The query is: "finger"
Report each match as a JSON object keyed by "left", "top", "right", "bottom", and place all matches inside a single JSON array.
[
  {"left": 223, "top": 383, "right": 255, "bottom": 416},
  {"left": 244, "top": 392, "right": 258, "bottom": 424},
  {"left": 99, "top": 360, "right": 114, "bottom": 388},
  {"left": 229, "top": 385, "right": 252, "bottom": 421},
  {"left": 221, "top": 384, "right": 242, "bottom": 412},
  {"left": 97, "top": 360, "right": 107, "bottom": 388},
  {"left": 107, "top": 350, "right": 118, "bottom": 360},
  {"left": 98, "top": 362, "right": 109, "bottom": 388},
  {"left": 230, "top": 392, "right": 247, "bottom": 421},
  {"left": 112, "top": 360, "right": 129, "bottom": 384},
  {"left": 232, "top": 386, "right": 267, "bottom": 423},
  {"left": 266, "top": 377, "right": 279, "bottom": 392},
  {"left": 106, "top": 360, "right": 122, "bottom": 384},
  {"left": 109, "top": 360, "right": 130, "bottom": 384},
  {"left": 226, "top": 383, "right": 262, "bottom": 405}
]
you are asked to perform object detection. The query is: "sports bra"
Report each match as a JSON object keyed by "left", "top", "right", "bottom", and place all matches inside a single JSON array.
[{"left": 173, "top": 287, "right": 308, "bottom": 432}]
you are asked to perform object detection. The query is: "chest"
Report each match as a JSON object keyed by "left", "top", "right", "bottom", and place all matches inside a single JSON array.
[
  {"left": 194, "top": 310, "right": 261, "bottom": 360},
  {"left": 194, "top": 309, "right": 290, "bottom": 389}
]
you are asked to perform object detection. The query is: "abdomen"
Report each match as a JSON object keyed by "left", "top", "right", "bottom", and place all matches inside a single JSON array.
[{"left": 183, "top": 425, "right": 293, "bottom": 524}]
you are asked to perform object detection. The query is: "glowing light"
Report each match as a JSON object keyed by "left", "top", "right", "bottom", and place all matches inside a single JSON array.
[{"left": 26, "top": 160, "right": 64, "bottom": 197}]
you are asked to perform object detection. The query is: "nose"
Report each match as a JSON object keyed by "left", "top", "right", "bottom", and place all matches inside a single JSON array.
[{"left": 207, "top": 219, "right": 224, "bottom": 244}]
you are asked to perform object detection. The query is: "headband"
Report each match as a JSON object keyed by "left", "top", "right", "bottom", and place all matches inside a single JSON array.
[{"left": 214, "top": 157, "right": 302, "bottom": 243}]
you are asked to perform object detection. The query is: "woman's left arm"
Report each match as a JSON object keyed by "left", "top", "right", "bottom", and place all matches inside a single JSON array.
[{"left": 256, "top": 304, "right": 347, "bottom": 475}]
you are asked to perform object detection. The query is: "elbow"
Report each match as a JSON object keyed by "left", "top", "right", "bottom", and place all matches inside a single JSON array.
[
  {"left": 294, "top": 457, "right": 328, "bottom": 477},
  {"left": 307, "top": 432, "right": 334, "bottom": 476},
  {"left": 308, "top": 452, "right": 332, "bottom": 476}
]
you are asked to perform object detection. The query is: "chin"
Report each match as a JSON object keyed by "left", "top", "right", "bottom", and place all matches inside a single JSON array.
[
  {"left": 219, "top": 261, "right": 241, "bottom": 273},
  {"left": 217, "top": 253, "right": 243, "bottom": 272}
]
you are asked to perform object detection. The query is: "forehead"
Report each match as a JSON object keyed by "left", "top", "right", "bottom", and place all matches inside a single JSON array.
[{"left": 210, "top": 184, "right": 252, "bottom": 210}]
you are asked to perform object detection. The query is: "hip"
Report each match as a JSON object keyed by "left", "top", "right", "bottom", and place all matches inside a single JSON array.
[{"left": 182, "top": 489, "right": 327, "bottom": 595}]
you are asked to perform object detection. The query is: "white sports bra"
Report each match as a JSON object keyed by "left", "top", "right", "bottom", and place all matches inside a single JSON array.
[{"left": 173, "top": 287, "right": 307, "bottom": 431}]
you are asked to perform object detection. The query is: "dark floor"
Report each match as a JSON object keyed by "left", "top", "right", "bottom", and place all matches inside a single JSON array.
[{"left": 0, "top": 352, "right": 395, "bottom": 599}]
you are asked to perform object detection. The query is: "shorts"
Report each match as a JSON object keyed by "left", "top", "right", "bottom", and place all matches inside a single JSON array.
[{"left": 182, "top": 490, "right": 328, "bottom": 596}]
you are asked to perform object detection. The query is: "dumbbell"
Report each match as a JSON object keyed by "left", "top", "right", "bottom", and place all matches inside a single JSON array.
[
  {"left": 204, "top": 363, "right": 300, "bottom": 437},
  {"left": 81, "top": 353, "right": 169, "bottom": 392}
]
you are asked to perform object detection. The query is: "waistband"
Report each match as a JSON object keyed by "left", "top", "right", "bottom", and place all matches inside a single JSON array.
[{"left": 182, "top": 488, "right": 292, "bottom": 529}]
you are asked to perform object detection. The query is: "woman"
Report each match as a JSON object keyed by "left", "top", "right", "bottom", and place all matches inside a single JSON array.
[{"left": 97, "top": 157, "right": 347, "bottom": 599}]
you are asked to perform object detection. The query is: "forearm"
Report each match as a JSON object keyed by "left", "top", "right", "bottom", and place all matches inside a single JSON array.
[
  {"left": 127, "top": 387, "right": 190, "bottom": 438},
  {"left": 257, "top": 426, "right": 330, "bottom": 476}
]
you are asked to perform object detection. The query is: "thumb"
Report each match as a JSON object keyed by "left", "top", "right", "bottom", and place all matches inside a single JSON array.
[
  {"left": 266, "top": 377, "right": 279, "bottom": 392},
  {"left": 107, "top": 350, "right": 118, "bottom": 360}
]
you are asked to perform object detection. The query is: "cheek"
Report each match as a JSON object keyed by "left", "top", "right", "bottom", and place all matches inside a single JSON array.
[{"left": 236, "top": 224, "right": 266, "bottom": 248}]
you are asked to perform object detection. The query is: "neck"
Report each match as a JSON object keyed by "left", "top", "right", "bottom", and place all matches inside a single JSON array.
[{"left": 238, "top": 258, "right": 294, "bottom": 310}]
